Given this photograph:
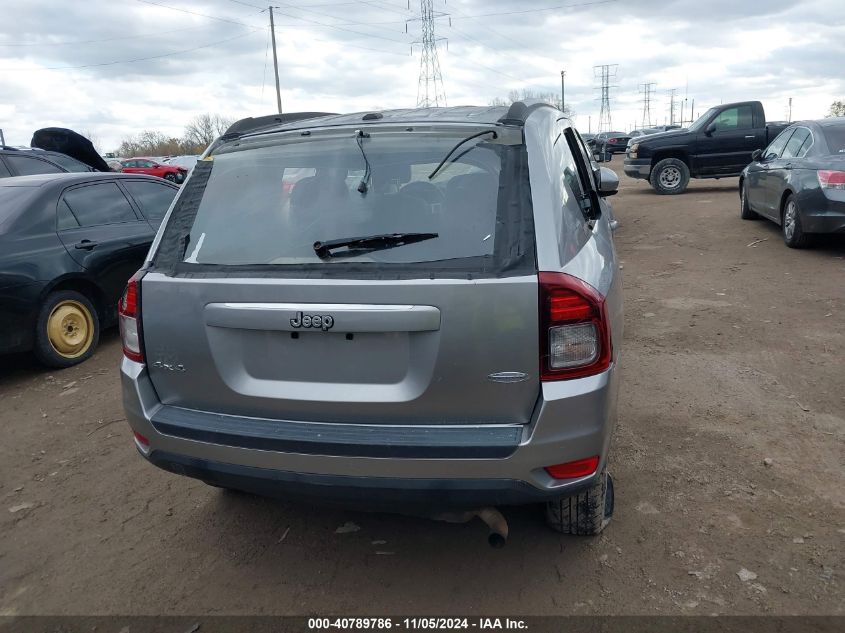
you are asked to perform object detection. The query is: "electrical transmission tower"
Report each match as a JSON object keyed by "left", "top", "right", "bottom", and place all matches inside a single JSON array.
[
  {"left": 412, "top": 0, "right": 448, "bottom": 108},
  {"left": 668, "top": 88, "right": 678, "bottom": 126},
  {"left": 640, "top": 82, "right": 656, "bottom": 128},
  {"left": 593, "top": 64, "right": 618, "bottom": 133}
]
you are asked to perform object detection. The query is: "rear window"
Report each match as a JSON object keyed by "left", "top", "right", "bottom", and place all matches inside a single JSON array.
[
  {"left": 823, "top": 126, "right": 845, "bottom": 154},
  {"left": 157, "top": 130, "right": 534, "bottom": 276}
]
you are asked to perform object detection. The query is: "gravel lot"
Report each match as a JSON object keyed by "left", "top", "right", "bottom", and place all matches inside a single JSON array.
[{"left": 1, "top": 157, "right": 842, "bottom": 616}]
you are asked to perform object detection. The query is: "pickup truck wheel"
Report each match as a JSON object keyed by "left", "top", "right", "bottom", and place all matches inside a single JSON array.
[
  {"left": 740, "top": 181, "right": 758, "bottom": 220},
  {"left": 782, "top": 195, "right": 811, "bottom": 249},
  {"left": 650, "top": 158, "right": 690, "bottom": 195},
  {"left": 545, "top": 469, "right": 614, "bottom": 535}
]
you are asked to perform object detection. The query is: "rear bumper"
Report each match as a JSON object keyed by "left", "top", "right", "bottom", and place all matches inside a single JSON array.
[
  {"left": 623, "top": 158, "right": 651, "bottom": 180},
  {"left": 803, "top": 199, "right": 845, "bottom": 234},
  {"left": 122, "top": 358, "right": 618, "bottom": 509}
]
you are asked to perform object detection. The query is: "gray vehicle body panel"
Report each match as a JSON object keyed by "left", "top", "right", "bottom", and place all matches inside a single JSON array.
[{"left": 122, "top": 105, "right": 622, "bottom": 507}]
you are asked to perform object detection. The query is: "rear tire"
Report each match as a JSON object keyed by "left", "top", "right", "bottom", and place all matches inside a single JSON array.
[
  {"left": 740, "top": 181, "right": 758, "bottom": 220},
  {"left": 545, "top": 470, "right": 614, "bottom": 535},
  {"left": 33, "top": 290, "right": 100, "bottom": 368},
  {"left": 782, "top": 194, "right": 811, "bottom": 249},
  {"left": 164, "top": 173, "right": 177, "bottom": 183},
  {"left": 650, "top": 158, "right": 690, "bottom": 195}
]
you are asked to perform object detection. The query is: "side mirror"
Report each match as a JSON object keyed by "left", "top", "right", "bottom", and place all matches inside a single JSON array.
[
  {"left": 751, "top": 149, "right": 763, "bottom": 162},
  {"left": 596, "top": 166, "right": 619, "bottom": 196},
  {"left": 704, "top": 122, "right": 716, "bottom": 136}
]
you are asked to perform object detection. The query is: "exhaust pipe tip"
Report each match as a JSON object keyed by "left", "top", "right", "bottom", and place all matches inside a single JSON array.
[{"left": 488, "top": 531, "right": 507, "bottom": 549}]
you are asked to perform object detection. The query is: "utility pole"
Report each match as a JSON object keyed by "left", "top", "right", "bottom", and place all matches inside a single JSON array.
[
  {"left": 588, "top": 115, "right": 591, "bottom": 133},
  {"left": 0, "top": 129, "right": 5, "bottom": 146},
  {"left": 269, "top": 6, "right": 282, "bottom": 114},
  {"left": 560, "top": 70, "right": 566, "bottom": 114},
  {"left": 788, "top": 97, "right": 793, "bottom": 122}
]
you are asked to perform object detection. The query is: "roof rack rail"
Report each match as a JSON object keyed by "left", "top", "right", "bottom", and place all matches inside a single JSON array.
[
  {"left": 498, "top": 100, "right": 557, "bottom": 126},
  {"left": 221, "top": 112, "right": 337, "bottom": 140}
]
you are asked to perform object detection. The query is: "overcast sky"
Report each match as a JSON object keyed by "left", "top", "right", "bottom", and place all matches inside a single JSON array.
[{"left": 1, "top": 0, "right": 843, "bottom": 152}]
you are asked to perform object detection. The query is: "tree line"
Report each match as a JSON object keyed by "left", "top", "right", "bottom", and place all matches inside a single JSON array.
[
  {"left": 114, "top": 113, "right": 235, "bottom": 157},
  {"left": 489, "top": 89, "right": 573, "bottom": 117}
]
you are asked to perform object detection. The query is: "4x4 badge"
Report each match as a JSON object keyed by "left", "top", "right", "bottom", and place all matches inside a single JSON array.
[
  {"left": 488, "top": 372, "right": 529, "bottom": 383},
  {"left": 290, "top": 311, "right": 335, "bottom": 331}
]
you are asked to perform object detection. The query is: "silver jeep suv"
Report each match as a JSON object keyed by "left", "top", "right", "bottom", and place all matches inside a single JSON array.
[{"left": 120, "top": 103, "right": 623, "bottom": 535}]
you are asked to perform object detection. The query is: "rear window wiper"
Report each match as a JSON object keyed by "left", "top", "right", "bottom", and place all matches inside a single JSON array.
[
  {"left": 313, "top": 232, "right": 438, "bottom": 259},
  {"left": 428, "top": 129, "right": 497, "bottom": 180}
]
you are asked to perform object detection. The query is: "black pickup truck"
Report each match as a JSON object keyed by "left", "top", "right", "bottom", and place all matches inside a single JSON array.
[{"left": 622, "top": 101, "right": 790, "bottom": 194}]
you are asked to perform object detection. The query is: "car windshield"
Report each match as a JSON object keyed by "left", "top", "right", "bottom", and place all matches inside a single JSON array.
[
  {"left": 687, "top": 108, "right": 718, "bottom": 132},
  {"left": 175, "top": 130, "right": 529, "bottom": 268},
  {"left": 823, "top": 125, "right": 845, "bottom": 154}
]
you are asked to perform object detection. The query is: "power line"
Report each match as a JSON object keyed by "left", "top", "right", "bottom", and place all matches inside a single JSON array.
[
  {"left": 223, "top": 0, "right": 266, "bottom": 9},
  {"left": 0, "top": 24, "right": 220, "bottom": 47},
  {"left": 0, "top": 28, "right": 262, "bottom": 71},
  {"left": 134, "top": 0, "right": 267, "bottom": 29},
  {"left": 272, "top": 1, "right": 411, "bottom": 42}
]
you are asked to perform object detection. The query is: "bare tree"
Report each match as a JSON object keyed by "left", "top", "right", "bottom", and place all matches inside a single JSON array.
[
  {"left": 828, "top": 100, "right": 845, "bottom": 117},
  {"left": 183, "top": 113, "right": 235, "bottom": 151},
  {"left": 489, "top": 89, "right": 574, "bottom": 117}
]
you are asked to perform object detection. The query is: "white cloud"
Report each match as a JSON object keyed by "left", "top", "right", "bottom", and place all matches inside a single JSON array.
[{"left": 0, "top": 0, "right": 841, "bottom": 150}]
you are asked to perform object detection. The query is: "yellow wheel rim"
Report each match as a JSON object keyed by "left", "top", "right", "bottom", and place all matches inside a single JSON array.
[{"left": 47, "top": 300, "right": 94, "bottom": 359}]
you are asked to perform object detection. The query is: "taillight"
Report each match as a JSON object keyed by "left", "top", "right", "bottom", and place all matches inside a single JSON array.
[
  {"left": 119, "top": 270, "right": 145, "bottom": 363},
  {"left": 608, "top": 138, "right": 617, "bottom": 144},
  {"left": 539, "top": 272, "right": 612, "bottom": 381},
  {"left": 817, "top": 170, "right": 845, "bottom": 189}
]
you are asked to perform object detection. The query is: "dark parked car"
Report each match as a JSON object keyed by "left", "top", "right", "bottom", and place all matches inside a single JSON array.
[
  {"left": 740, "top": 118, "right": 845, "bottom": 248},
  {"left": 624, "top": 100, "right": 789, "bottom": 194},
  {"left": 581, "top": 132, "right": 597, "bottom": 149},
  {"left": 0, "top": 146, "right": 94, "bottom": 178},
  {"left": 595, "top": 131, "right": 631, "bottom": 155},
  {"left": 0, "top": 172, "right": 178, "bottom": 367}
]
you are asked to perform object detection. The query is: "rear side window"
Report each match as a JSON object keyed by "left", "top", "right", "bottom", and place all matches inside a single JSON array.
[
  {"left": 123, "top": 180, "right": 177, "bottom": 224},
  {"left": 0, "top": 159, "right": 11, "bottom": 178},
  {"left": 822, "top": 126, "right": 845, "bottom": 154},
  {"left": 62, "top": 182, "right": 138, "bottom": 227},
  {"left": 781, "top": 127, "right": 811, "bottom": 159},
  {"left": 161, "top": 131, "right": 534, "bottom": 276},
  {"left": 7, "top": 155, "right": 64, "bottom": 176}
]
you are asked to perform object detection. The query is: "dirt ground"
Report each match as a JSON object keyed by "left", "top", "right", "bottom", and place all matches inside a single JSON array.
[{"left": 1, "top": 156, "right": 842, "bottom": 616}]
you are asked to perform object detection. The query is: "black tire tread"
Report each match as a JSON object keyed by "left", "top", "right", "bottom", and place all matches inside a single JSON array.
[
  {"left": 649, "top": 158, "right": 690, "bottom": 195},
  {"left": 740, "top": 181, "right": 758, "bottom": 220},
  {"left": 783, "top": 194, "right": 811, "bottom": 249},
  {"left": 545, "top": 471, "right": 612, "bottom": 535}
]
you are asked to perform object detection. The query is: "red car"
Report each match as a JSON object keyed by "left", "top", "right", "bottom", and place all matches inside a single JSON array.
[{"left": 121, "top": 157, "right": 187, "bottom": 183}]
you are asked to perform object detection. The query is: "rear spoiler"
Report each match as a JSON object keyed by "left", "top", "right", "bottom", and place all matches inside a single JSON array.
[{"left": 220, "top": 112, "right": 337, "bottom": 141}]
